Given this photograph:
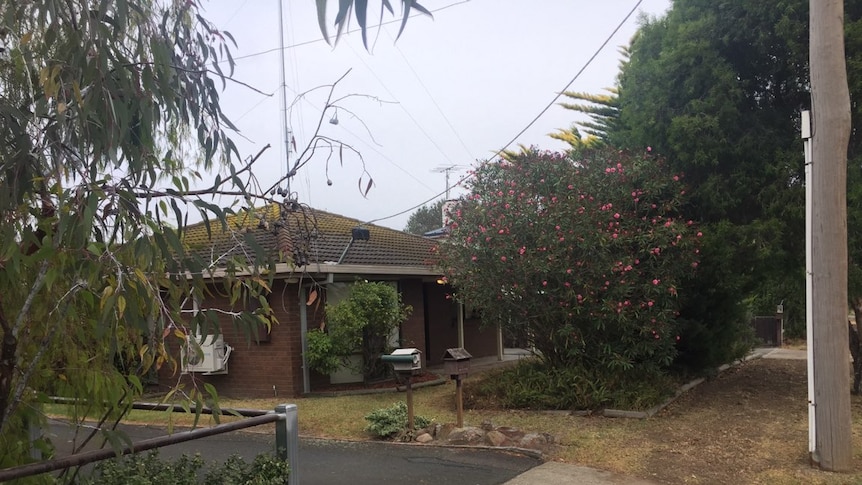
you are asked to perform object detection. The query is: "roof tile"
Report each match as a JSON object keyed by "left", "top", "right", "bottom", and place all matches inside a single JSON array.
[{"left": 182, "top": 203, "right": 437, "bottom": 270}]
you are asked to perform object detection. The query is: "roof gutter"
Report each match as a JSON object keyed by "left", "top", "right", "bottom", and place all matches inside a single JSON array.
[{"left": 196, "top": 263, "right": 440, "bottom": 279}]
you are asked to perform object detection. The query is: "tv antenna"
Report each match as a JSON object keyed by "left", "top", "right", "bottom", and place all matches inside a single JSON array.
[
  {"left": 275, "top": 0, "right": 293, "bottom": 198},
  {"left": 431, "top": 165, "right": 465, "bottom": 199}
]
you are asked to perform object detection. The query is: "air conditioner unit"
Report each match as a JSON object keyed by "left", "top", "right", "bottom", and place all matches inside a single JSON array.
[{"left": 183, "top": 334, "right": 232, "bottom": 374}]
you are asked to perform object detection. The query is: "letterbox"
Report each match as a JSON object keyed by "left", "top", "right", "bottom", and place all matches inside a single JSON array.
[
  {"left": 381, "top": 348, "right": 422, "bottom": 373},
  {"left": 442, "top": 347, "right": 472, "bottom": 378}
]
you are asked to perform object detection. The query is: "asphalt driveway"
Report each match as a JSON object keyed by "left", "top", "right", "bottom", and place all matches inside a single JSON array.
[{"left": 48, "top": 423, "right": 541, "bottom": 484}]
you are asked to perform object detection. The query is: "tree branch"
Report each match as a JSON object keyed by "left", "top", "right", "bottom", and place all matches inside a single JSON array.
[{"left": 118, "top": 62, "right": 274, "bottom": 97}]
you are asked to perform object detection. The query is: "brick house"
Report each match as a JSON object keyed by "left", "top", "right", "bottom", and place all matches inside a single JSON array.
[{"left": 159, "top": 202, "right": 500, "bottom": 398}]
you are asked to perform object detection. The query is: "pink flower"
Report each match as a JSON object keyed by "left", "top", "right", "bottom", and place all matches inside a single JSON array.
[
  {"left": 697, "top": 232, "right": 703, "bottom": 237},
  {"left": 652, "top": 279, "right": 660, "bottom": 285},
  {"left": 471, "top": 255, "right": 478, "bottom": 262},
  {"left": 566, "top": 268, "right": 573, "bottom": 274},
  {"left": 614, "top": 213, "right": 621, "bottom": 219},
  {"left": 519, "top": 247, "right": 526, "bottom": 255},
  {"left": 501, "top": 256, "right": 507, "bottom": 262},
  {"left": 647, "top": 146, "right": 652, "bottom": 152},
  {"left": 647, "top": 301, "right": 654, "bottom": 307},
  {"left": 673, "top": 175, "right": 679, "bottom": 181},
  {"left": 542, "top": 281, "right": 548, "bottom": 287}
]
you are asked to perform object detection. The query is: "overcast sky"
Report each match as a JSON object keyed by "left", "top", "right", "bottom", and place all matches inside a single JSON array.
[{"left": 201, "top": 0, "right": 671, "bottom": 230}]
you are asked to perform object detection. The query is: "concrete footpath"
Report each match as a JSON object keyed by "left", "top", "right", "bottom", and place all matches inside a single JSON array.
[{"left": 503, "top": 462, "right": 659, "bottom": 485}]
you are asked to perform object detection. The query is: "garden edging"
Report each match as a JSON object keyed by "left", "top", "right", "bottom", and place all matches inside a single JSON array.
[{"left": 548, "top": 348, "right": 769, "bottom": 419}]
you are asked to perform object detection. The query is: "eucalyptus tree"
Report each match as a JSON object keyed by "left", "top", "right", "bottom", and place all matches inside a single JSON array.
[{"left": 0, "top": 0, "right": 285, "bottom": 465}]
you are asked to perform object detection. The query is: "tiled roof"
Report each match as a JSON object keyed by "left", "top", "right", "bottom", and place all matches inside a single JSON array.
[{"left": 181, "top": 202, "right": 438, "bottom": 271}]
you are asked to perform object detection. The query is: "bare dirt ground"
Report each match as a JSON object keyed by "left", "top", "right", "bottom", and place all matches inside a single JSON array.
[{"left": 567, "top": 358, "right": 862, "bottom": 484}]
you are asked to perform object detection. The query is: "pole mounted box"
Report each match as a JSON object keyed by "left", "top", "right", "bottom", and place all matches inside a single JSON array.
[
  {"left": 381, "top": 348, "right": 422, "bottom": 373},
  {"left": 442, "top": 347, "right": 472, "bottom": 379}
]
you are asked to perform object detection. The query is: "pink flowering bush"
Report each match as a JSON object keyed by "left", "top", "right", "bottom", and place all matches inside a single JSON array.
[{"left": 438, "top": 148, "right": 700, "bottom": 407}]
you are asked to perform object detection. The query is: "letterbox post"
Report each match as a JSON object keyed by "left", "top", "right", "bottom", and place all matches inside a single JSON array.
[
  {"left": 406, "top": 377, "right": 414, "bottom": 430},
  {"left": 455, "top": 375, "right": 464, "bottom": 428},
  {"left": 443, "top": 348, "right": 472, "bottom": 428},
  {"left": 381, "top": 348, "right": 422, "bottom": 432}
]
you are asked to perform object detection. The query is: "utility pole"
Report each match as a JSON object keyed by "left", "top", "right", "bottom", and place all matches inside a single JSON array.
[{"left": 809, "top": 0, "right": 853, "bottom": 471}]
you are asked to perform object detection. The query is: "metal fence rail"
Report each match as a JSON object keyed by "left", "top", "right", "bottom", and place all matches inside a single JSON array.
[{"left": 0, "top": 403, "right": 299, "bottom": 484}]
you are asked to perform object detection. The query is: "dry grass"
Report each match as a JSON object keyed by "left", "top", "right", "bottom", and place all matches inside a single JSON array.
[
  {"left": 61, "top": 358, "right": 862, "bottom": 484},
  {"left": 782, "top": 338, "right": 808, "bottom": 351},
  {"left": 220, "top": 360, "right": 862, "bottom": 484}
]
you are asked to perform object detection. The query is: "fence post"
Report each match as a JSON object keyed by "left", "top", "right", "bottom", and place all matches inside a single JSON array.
[{"left": 275, "top": 404, "right": 298, "bottom": 485}]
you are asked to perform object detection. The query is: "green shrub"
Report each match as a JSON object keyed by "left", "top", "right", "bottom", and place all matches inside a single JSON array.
[
  {"left": 82, "top": 452, "right": 204, "bottom": 485},
  {"left": 81, "top": 450, "right": 288, "bottom": 485},
  {"left": 308, "top": 281, "right": 412, "bottom": 380},
  {"left": 467, "top": 361, "right": 677, "bottom": 411},
  {"left": 305, "top": 329, "right": 342, "bottom": 375},
  {"left": 204, "top": 453, "right": 290, "bottom": 485},
  {"left": 364, "top": 401, "right": 431, "bottom": 438}
]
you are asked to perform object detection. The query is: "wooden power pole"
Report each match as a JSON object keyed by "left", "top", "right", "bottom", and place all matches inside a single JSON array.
[{"left": 809, "top": 0, "right": 853, "bottom": 471}]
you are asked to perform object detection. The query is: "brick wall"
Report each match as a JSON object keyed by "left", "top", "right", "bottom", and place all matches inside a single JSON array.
[
  {"left": 159, "top": 279, "right": 307, "bottom": 399},
  {"left": 158, "top": 277, "right": 497, "bottom": 397},
  {"left": 399, "top": 278, "right": 427, "bottom": 367},
  {"left": 424, "top": 282, "right": 497, "bottom": 363}
]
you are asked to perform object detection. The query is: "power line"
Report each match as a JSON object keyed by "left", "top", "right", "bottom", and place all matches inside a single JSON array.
[
  {"left": 345, "top": 39, "right": 460, "bottom": 167},
  {"left": 226, "top": 1, "right": 472, "bottom": 64},
  {"left": 289, "top": 87, "right": 439, "bottom": 193},
  {"left": 219, "top": 0, "right": 250, "bottom": 28},
  {"left": 364, "top": 0, "right": 645, "bottom": 226},
  {"left": 385, "top": 27, "right": 476, "bottom": 162}
]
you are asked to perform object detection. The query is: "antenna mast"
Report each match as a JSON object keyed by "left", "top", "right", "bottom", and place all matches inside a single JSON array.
[
  {"left": 431, "top": 165, "right": 465, "bottom": 199},
  {"left": 276, "top": 0, "right": 292, "bottom": 197}
]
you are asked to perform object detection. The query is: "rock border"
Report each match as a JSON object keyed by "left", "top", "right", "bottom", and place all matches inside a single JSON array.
[
  {"left": 299, "top": 434, "right": 547, "bottom": 460},
  {"left": 410, "top": 421, "right": 554, "bottom": 456}
]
